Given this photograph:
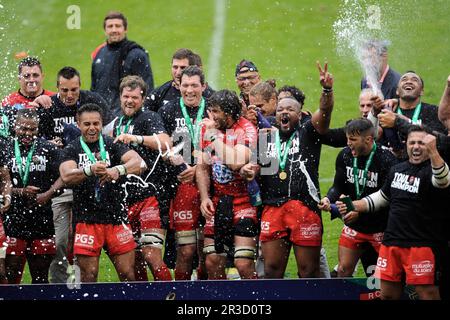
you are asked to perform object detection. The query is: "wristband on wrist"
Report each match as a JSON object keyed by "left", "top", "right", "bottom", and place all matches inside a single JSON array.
[
  {"left": 135, "top": 135, "right": 144, "bottom": 145},
  {"left": 322, "top": 87, "right": 333, "bottom": 93},
  {"left": 114, "top": 165, "right": 127, "bottom": 176},
  {"left": 83, "top": 165, "right": 93, "bottom": 177}
]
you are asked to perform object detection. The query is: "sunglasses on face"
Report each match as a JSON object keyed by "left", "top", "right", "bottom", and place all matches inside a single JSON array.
[
  {"left": 236, "top": 75, "right": 258, "bottom": 82},
  {"left": 21, "top": 73, "right": 41, "bottom": 79}
]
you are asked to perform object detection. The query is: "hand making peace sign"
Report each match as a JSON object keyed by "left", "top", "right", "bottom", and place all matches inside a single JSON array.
[{"left": 317, "top": 61, "right": 333, "bottom": 89}]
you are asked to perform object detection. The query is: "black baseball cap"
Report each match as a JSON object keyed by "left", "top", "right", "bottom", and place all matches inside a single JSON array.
[{"left": 235, "top": 59, "right": 258, "bottom": 77}]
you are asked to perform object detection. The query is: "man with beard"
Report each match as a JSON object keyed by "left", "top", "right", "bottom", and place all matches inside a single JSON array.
[
  {"left": 158, "top": 65, "right": 209, "bottom": 280},
  {"left": 91, "top": 11, "right": 153, "bottom": 118},
  {"left": 113, "top": 75, "right": 172, "bottom": 281},
  {"left": 241, "top": 62, "right": 334, "bottom": 279},
  {"left": 197, "top": 89, "right": 258, "bottom": 280},
  {"left": 318, "top": 119, "right": 398, "bottom": 277},
  {"left": 59, "top": 103, "right": 144, "bottom": 282},
  {"left": 350, "top": 127, "right": 450, "bottom": 300},
  {"left": 1, "top": 109, "right": 64, "bottom": 283}
]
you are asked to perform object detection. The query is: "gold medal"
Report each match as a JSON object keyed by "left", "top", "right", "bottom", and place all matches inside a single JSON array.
[{"left": 279, "top": 171, "right": 287, "bottom": 180}]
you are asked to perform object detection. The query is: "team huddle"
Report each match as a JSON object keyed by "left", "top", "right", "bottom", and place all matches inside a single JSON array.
[{"left": 0, "top": 11, "right": 449, "bottom": 301}]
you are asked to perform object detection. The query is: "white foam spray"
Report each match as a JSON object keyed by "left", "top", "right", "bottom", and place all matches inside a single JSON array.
[{"left": 333, "top": 0, "right": 390, "bottom": 96}]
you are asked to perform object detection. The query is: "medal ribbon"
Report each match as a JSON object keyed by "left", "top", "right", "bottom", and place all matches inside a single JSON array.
[
  {"left": 79, "top": 134, "right": 107, "bottom": 164},
  {"left": 179, "top": 97, "right": 205, "bottom": 150},
  {"left": 275, "top": 130, "right": 296, "bottom": 172},
  {"left": 397, "top": 102, "right": 422, "bottom": 124},
  {"left": 80, "top": 134, "right": 107, "bottom": 203},
  {"left": 115, "top": 116, "right": 133, "bottom": 136},
  {"left": 352, "top": 143, "right": 377, "bottom": 199},
  {"left": 14, "top": 138, "right": 36, "bottom": 186},
  {"left": 0, "top": 114, "right": 9, "bottom": 137}
]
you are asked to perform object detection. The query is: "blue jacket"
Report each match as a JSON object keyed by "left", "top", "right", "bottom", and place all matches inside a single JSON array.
[{"left": 91, "top": 38, "right": 154, "bottom": 118}]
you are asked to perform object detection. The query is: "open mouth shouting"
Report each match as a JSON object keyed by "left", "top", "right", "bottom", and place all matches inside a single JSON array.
[
  {"left": 410, "top": 148, "right": 422, "bottom": 162},
  {"left": 402, "top": 83, "right": 415, "bottom": 92},
  {"left": 85, "top": 130, "right": 99, "bottom": 142},
  {"left": 20, "top": 135, "right": 34, "bottom": 145},
  {"left": 280, "top": 114, "right": 290, "bottom": 130},
  {"left": 26, "top": 81, "right": 38, "bottom": 91}
]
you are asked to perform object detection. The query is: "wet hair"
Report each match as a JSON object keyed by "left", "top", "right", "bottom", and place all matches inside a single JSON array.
[
  {"left": 57, "top": 66, "right": 80, "bottom": 86},
  {"left": 363, "top": 39, "right": 390, "bottom": 56},
  {"left": 249, "top": 81, "right": 277, "bottom": 102},
  {"left": 119, "top": 75, "right": 148, "bottom": 98},
  {"left": 208, "top": 90, "right": 241, "bottom": 121},
  {"left": 278, "top": 85, "right": 306, "bottom": 106},
  {"left": 16, "top": 108, "right": 39, "bottom": 123},
  {"left": 103, "top": 11, "right": 127, "bottom": 29},
  {"left": 77, "top": 103, "right": 104, "bottom": 120},
  {"left": 345, "top": 118, "right": 375, "bottom": 137},
  {"left": 180, "top": 65, "right": 205, "bottom": 85},
  {"left": 18, "top": 57, "right": 42, "bottom": 74},
  {"left": 404, "top": 70, "right": 424, "bottom": 89}
]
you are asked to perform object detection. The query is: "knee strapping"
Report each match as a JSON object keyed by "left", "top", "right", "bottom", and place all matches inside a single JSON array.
[
  {"left": 140, "top": 232, "right": 165, "bottom": 249},
  {"left": 175, "top": 230, "right": 197, "bottom": 245},
  {"left": 234, "top": 246, "right": 256, "bottom": 260},
  {"left": 203, "top": 244, "right": 227, "bottom": 257}
]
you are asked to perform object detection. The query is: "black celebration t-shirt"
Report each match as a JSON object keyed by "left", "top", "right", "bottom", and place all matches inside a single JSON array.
[{"left": 61, "top": 134, "right": 130, "bottom": 225}]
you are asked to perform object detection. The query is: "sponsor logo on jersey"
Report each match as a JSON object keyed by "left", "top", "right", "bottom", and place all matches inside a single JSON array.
[
  {"left": 212, "top": 162, "right": 234, "bottom": 184},
  {"left": 376, "top": 257, "right": 388, "bottom": 270},
  {"left": 266, "top": 138, "right": 300, "bottom": 158},
  {"left": 140, "top": 206, "right": 160, "bottom": 222},
  {"left": 412, "top": 260, "right": 433, "bottom": 276},
  {"left": 74, "top": 234, "right": 95, "bottom": 247},
  {"left": 53, "top": 116, "right": 76, "bottom": 134},
  {"left": 11, "top": 154, "right": 48, "bottom": 175},
  {"left": 174, "top": 210, "right": 193, "bottom": 221},
  {"left": 235, "top": 207, "right": 257, "bottom": 219},
  {"left": 78, "top": 152, "right": 111, "bottom": 168},
  {"left": 343, "top": 225, "right": 358, "bottom": 238},
  {"left": 116, "top": 228, "right": 133, "bottom": 244},
  {"left": 373, "top": 232, "right": 384, "bottom": 243},
  {"left": 174, "top": 117, "right": 190, "bottom": 134},
  {"left": 346, "top": 166, "right": 379, "bottom": 188},
  {"left": 300, "top": 223, "right": 321, "bottom": 238},
  {"left": 391, "top": 172, "right": 420, "bottom": 193}
]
